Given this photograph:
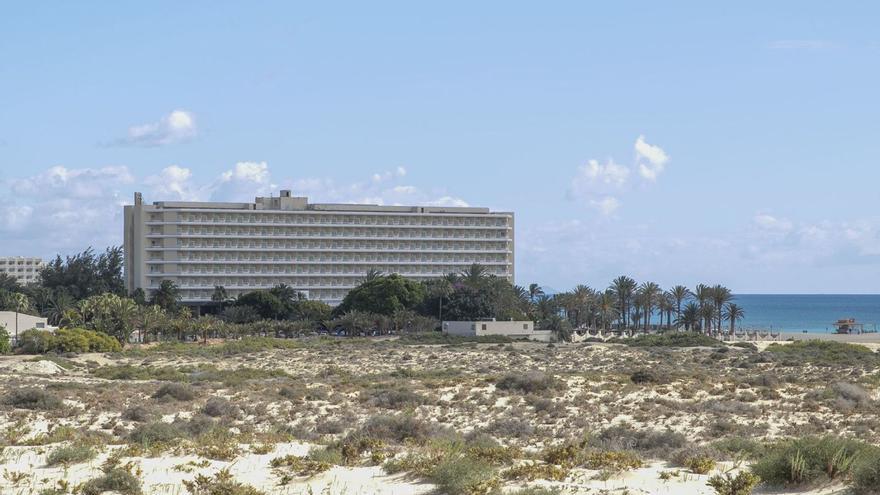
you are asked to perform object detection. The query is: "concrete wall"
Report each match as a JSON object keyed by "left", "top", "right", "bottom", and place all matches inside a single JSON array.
[{"left": 442, "top": 321, "right": 552, "bottom": 342}]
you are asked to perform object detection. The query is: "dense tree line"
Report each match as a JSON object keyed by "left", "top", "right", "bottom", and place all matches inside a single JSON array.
[{"left": 0, "top": 245, "right": 744, "bottom": 352}]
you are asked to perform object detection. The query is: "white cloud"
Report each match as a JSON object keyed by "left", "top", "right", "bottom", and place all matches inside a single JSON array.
[
  {"left": 753, "top": 213, "right": 793, "bottom": 232},
  {"left": 589, "top": 196, "right": 620, "bottom": 216},
  {"left": 145, "top": 165, "right": 199, "bottom": 200},
  {"left": 0, "top": 163, "right": 473, "bottom": 258},
  {"left": 635, "top": 135, "right": 669, "bottom": 181},
  {"left": 569, "top": 136, "right": 670, "bottom": 214},
  {"left": 114, "top": 110, "right": 197, "bottom": 147}
]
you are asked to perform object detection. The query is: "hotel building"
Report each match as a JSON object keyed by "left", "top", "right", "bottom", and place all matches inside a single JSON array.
[
  {"left": 124, "top": 191, "right": 514, "bottom": 306},
  {"left": 0, "top": 257, "right": 45, "bottom": 285}
]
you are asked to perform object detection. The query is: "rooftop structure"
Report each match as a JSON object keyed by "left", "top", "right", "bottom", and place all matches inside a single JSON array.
[
  {"left": 124, "top": 191, "right": 514, "bottom": 306},
  {"left": 0, "top": 257, "right": 45, "bottom": 285}
]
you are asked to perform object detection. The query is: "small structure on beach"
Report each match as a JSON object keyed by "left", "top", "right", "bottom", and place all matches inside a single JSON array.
[
  {"left": 442, "top": 320, "right": 553, "bottom": 342},
  {"left": 832, "top": 318, "right": 868, "bottom": 334}
]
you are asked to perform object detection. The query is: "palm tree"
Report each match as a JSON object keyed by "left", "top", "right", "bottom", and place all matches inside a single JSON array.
[
  {"left": 362, "top": 268, "right": 384, "bottom": 283},
  {"left": 658, "top": 294, "right": 675, "bottom": 330},
  {"left": 211, "top": 286, "right": 228, "bottom": 314},
  {"left": 8, "top": 292, "right": 31, "bottom": 345},
  {"left": 609, "top": 276, "right": 637, "bottom": 331},
  {"left": 722, "top": 303, "right": 745, "bottom": 336},
  {"left": 45, "top": 290, "right": 75, "bottom": 326},
  {"left": 597, "top": 290, "right": 619, "bottom": 331},
  {"left": 151, "top": 280, "right": 181, "bottom": 312},
  {"left": 637, "top": 282, "right": 661, "bottom": 332},
  {"left": 460, "top": 263, "right": 488, "bottom": 288},
  {"left": 693, "top": 284, "right": 712, "bottom": 332},
  {"left": 711, "top": 285, "right": 733, "bottom": 336},
  {"left": 571, "top": 285, "right": 596, "bottom": 329},
  {"left": 700, "top": 304, "right": 717, "bottom": 335},
  {"left": 668, "top": 285, "right": 691, "bottom": 328},
  {"left": 528, "top": 283, "right": 545, "bottom": 302},
  {"left": 676, "top": 302, "right": 700, "bottom": 331}
]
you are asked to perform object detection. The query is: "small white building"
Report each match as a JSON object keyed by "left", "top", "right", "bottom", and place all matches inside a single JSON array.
[
  {"left": 442, "top": 320, "right": 553, "bottom": 342},
  {"left": 0, "top": 312, "right": 54, "bottom": 343}
]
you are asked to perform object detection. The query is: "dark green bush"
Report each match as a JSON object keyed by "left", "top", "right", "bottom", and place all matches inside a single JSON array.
[
  {"left": 613, "top": 332, "right": 721, "bottom": 348},
  {"left": 17, "top": 328, "right": 120, "bottom": 354},
  {"left": 496, "top": 371, "right": 564, "bottom": 395},
  {"left": 630, "top": 370, "right": 659, "bottom": 384},
  {"left": 357, "top": 415, "right": 441, "bottom": 444},
  {"left": 153, "top": 383, "right": 196, "bottom": 401},
  {"left": 81, "top": 468, "right": 142, "bottom": 495},
  {"left": 751, "top": 435, "right": 867, "bottom": 486},
  {"left": 46, "top": 444, "right": 96, "bottom": 466},
  {"left": 851, "top": 445, "right": 880, "bottom": 494},
  {"left": 4, "top": 388, "right": 63, "bottom": 410},
  {"left": 128, "top": 422, "right": 184, "bottom": 447},
  {"left": 764, "top": 340, "right": 879, "bottom": 367},
  {"left": 361, "top": 387, "right": 427, "bottom": 409}
]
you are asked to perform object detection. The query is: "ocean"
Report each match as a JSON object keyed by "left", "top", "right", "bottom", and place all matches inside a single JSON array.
[{"left": 732, "top": 294, "right": 880, "bottom": 333}]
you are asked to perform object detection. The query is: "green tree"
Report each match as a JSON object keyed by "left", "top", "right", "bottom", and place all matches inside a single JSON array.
[
  {"left": 528, "top": 283, "right": 545, "bottom": 302},
  {"left": 609, "top": 276, "right": 637, "bottom": 331},
  {"left": 722, "top": 302, "right": 745, "bottom": 335},
  {"left": 712, "top": 285, "right": 733, "bottom": 335},
  {"left": 0, "top": 273, "right": 21, "bottom": 292},
  {"left": 335, "top": 274, "right": 425, "bottom": 316},
  {"left": 459, "top": 263, "right": 488, "bottom": 289},
  {"left": 668, "top": 285, "right": 691, "bottom": 328},
  {"left": 676, "top": 302, "right": 700, "bottom": 331},
  {"left": 637, "top": 281, "right": 661, "bottom": 332},
  {"left": 443, "top": 286, "right": 493, "bottom": 321},
  {"left": 39, "top": 247, "right": 124, "bottom": 300},
  {"left": 235, "top": 290, "right": 286, "bottom": 320},
  {"left": 151, "top": 280, "right": 181, "bottom": 312},
  {"left": 211, "top": 286, "right": 229, "bottom": 314}
]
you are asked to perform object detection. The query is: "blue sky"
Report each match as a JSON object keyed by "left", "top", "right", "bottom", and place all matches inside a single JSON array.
[{"left": 2, "top": 2, "right": 879, "bottom": 293}]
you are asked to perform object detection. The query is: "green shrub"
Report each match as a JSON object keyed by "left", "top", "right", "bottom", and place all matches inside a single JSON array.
[
  {"left": 4, "top": 388, "right": 63, "bottom": 410},
  {"left": 496, "top": 371, "right": 564, "bottom": 395},
  {"left": 17, "top": 329, "right": 57, "bottom": 354},
  {"left": 121, "top": 405, "right": 156, "bottom": 423},
  {"left": 153, "top": 383, "right": 196, "bottom": 401},
  {"left": 431, "top": 456, "right": 500, "bottom": 495},
  {"left": 16, "top": 328, "right": 120, "bottom": 354},
  {"left": 361, "top": 387, "right": 427, "bottom": 409},
  {"left": 81, "top": 468, "right": 142, "bottom": 495},
  {"left": 397, "top": 332, "right": 513, "bottom": 345},
  {"left": 46, "top": 444, "right": 96, "bottom": 466},
  {"left": 764, "top": 340, "right": 879, "bottom": 366},
  {"left": 93, "top": 365, "right": 185, "bottom": 381},
  {"left": 503, "top": 462, "right": 568, "bottom": 481},
  {"left": 712, "top": 438, "right": 765, "bottom": 460},
  {"left": 706, "top": 471, "right": 761, "bottom": 495},
  {"left": 851, "top": 445, "right": 880, "bottom": 495},
  {"left": 614, "top": 333, "right": 721, "bottom": 348},
  {"left": 0, "top": 327, "right": 10, "bottom": 354},
  {"left": 128, "top": 422, "right": 184, "bottom": 447},
  {"left": 751, "top": 435, "right": 866, "bottom": 485},
  {"left": 202, "top": 397, "right": 239, "bottom": 418},
  {"left": 357, "top": 415, "right": 440, "bottom": 444},
  {"left": 630, "top": 370, "right": 659, "bottom": 384}
]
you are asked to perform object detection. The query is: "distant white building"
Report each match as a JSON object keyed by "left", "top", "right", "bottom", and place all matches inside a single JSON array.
[
  {"left": 0, "top": 311, "right": 54, "bottom": 343},
  {"left": 442, "top": 320, "right": 553, "bottom": 342},
  {"left": 0, "top": 257, "right": 45, "bottom": 285}
]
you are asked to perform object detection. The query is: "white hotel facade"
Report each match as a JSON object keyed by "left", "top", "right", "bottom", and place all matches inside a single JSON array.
[{"left": 124, "top": 191, "right": 514, "bottom": 306}]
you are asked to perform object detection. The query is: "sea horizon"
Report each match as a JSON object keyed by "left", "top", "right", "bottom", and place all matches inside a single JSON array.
[{"left": 727, "top": 294, "right": 880, "bottom": 333}]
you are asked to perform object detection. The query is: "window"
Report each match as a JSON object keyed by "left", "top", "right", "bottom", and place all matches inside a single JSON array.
[
  {"left": 523, "top": 324, "right": 529, "bottom": 330},
  {"left": 481, "top": 324, "right": 487, "bottom": 331}
]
